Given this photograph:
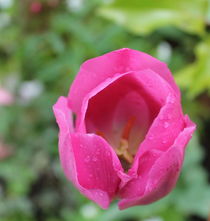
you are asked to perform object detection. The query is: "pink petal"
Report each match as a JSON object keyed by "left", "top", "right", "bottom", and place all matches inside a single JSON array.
[
  {"left": 118, "top": 116, "right": 196, "bottom": 209},
  {"left": 0, "top": 88, "right": 14, "bottom": 106},
  {"left": 129, "top": 93, "right": 185, "bottom": 176},
  {"left": 53, "top": 97, "right": 123, "bottom": 209},
  {"left": 71, "top": 133, "right": 122, "bottom": 195},
  {"left": 53, "top": 96, "right": 76, "bottom": 184},
  {"left": 68, "top": 48, "right": 180, "bottom": 114},
  {"left": 53, "top": 96, "right": 74, "bottom": 145}
]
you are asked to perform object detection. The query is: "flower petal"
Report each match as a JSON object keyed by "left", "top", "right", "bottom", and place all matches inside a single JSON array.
[
  {"left": 0, "top": 88, "right": 14, "bottom": 106},
  {"left": 71, "top": 133, "right": 122, "bottom": 194},
  {"left": 53, "top": 97, "right": 123, "bottom": 209},
  {"left": 129, "top": 93, "right": 185, "bottom": 176},
  {"left": 118, "top": 116, "right": 196, "bottom": 209},
  {"left": 69, "top": 48, "right": 180, "bottom": 113},
  {"left": 64, "top": 133, "right": 123, "bottom": 209},
  {"left": 53, "top": 96, "right": 74, "bottom": 146}
]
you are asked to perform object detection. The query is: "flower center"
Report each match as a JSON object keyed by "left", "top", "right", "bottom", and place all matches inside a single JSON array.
[
  {"left": 85, "top": 74, "right": 161, "bottom": 172},
  {"left": 97, "top": 117, "right": 135, "bottom": 171},
  {"left": 116, "top": 116, "right": 135, "bottom": 165}
]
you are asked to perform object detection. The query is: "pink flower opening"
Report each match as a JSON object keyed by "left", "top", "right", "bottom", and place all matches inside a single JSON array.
[
  {"left": 53, "top": 48, "right": 196, "bottom": 209},
  {"left": 84, "top": 71, "right": 162, "bottom": 170}
]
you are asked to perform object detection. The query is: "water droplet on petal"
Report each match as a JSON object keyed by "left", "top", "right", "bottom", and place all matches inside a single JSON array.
[
  {"left": 164, "top": 122, "right": 169, "bottom": 128},
  {"left": 169, "top": 97, "right": 175, "bottom": 104},
  {"left": 162, "top": 139, "right": 167, "bottom": 144},
  {"left": 85, "top": 156, "right": 90, "bottom": 163},
  {"left": 148, "top": 135, "right": 154, "bottom": 140},
  {"left": 92, "top": 157, "right": 98, "bottom": 162},
  {"left": 96, "top": 149, "right": 100, "bottom": 155}
]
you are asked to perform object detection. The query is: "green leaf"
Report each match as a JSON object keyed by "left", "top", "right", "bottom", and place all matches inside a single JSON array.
[
  {"left": 175, "top": 37, "right": 210, "bottom": 98},
  {"left": 98, "top": 0, "right": 206, "bottom": 35}
]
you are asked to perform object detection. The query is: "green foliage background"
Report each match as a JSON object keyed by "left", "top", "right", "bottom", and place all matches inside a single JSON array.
[{"left": 0, "top": 0, "right": 210, "bottom": 220}]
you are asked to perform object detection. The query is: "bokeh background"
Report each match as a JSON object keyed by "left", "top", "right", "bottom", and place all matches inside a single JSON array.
[{"left": 0, "top": 0, "right": 210, "bottom": 221}]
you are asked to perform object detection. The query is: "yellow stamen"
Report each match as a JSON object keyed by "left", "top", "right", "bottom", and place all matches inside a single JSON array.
[
  {"left": 115, "top": 116, "right": 136, "bottom": 165},
  {"left": 116, "top": 138, "right": 133, "bottom": 164},
  {"left": 96, "top": 116, "right": 136, "bottom": 169}
]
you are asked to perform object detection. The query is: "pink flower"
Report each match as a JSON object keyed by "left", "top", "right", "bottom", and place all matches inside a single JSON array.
[
  {"left": 0, "top": 88, "right": 14, "bottom": 106},
  {"left": 0, "top": 141, "right": 12, "bottom": 160},
  {"left": 30, "top": 1, "right": 42, "bottom": 14},
  {"left": 53, "top": 48, "right": 196, "bottom": 209}
]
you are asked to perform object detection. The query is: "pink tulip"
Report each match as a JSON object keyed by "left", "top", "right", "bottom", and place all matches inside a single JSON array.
[
  {"left": 53, "top": 48, "right": 196, "bottom": 209},
  {"left": 0, "top": 88, "right": 14, "bottom": 106}
]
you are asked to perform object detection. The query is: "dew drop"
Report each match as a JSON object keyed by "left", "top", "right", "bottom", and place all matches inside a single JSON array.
[
  {"left": 84, "top": 156, "right": 90, "bottom": 163},
  {"left": 92, "top": 157, "right": 98, "bottom": 162},
  {"left": 169, "top": 97, "right": 175, "bottom": 104},
  {"left": 148, "top": 135, "right": 154, "bottom": 140},
  {"left": 164, "top": 122, "right": 169, "bottom": 128},
  {"left": 162, "top": 139, "right": 167, "bottom": 144}
]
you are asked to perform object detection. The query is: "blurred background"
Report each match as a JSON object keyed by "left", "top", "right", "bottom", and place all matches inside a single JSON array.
[{"left": 0, "top": 0, "right": 210, "bottom": 220}]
